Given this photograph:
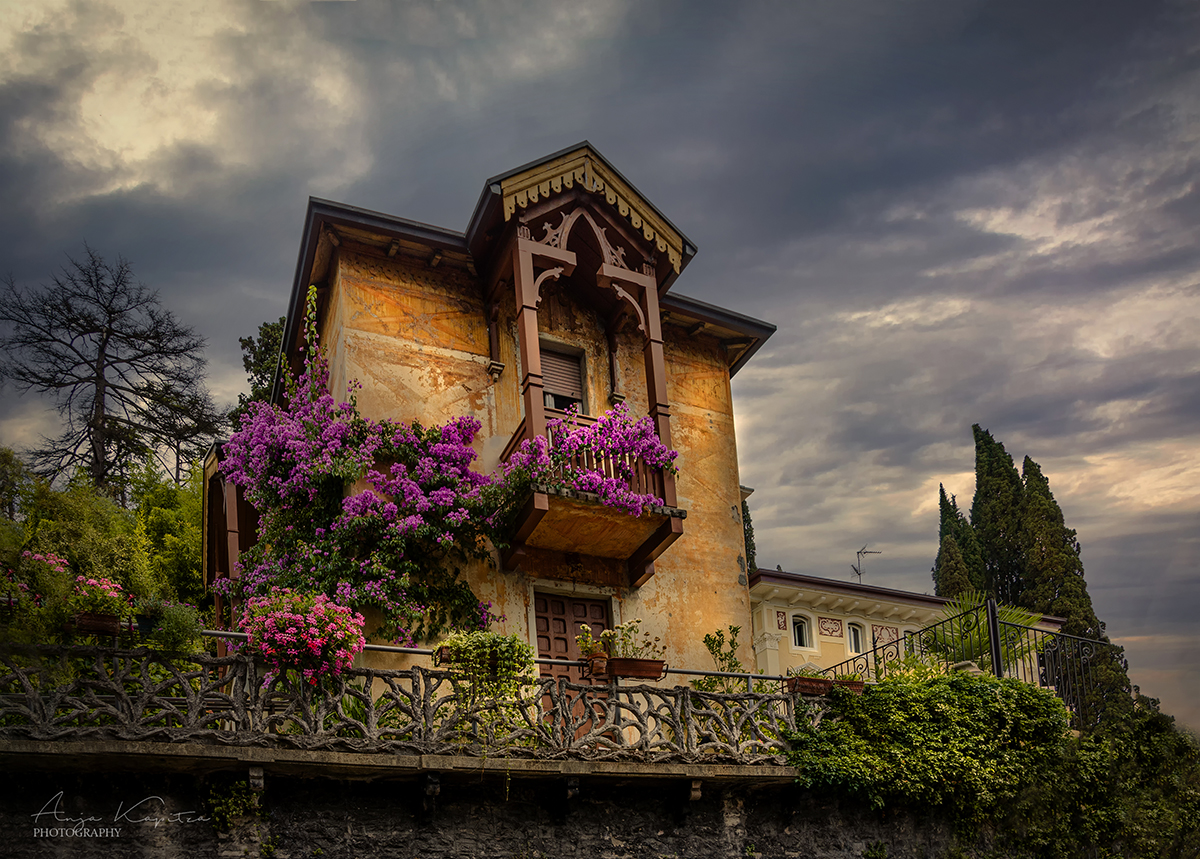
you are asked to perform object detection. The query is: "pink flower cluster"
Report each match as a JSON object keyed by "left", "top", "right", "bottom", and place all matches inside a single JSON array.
[
  {"left": 241, "top": 590, "right": 365, "bottom": 685},
  {"left": 506, "top": 402, "right": 680, "bottom": 516},
  {"left": 23, "top": 550, "right": 68, "bottom": 574},
  {"left": 71, "top": 574, "right": 129, "bottom": 614}
]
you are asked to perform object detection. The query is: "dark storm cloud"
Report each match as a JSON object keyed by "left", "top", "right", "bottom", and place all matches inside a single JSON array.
[{"left": 0, "top": 0, "right": 1196, "bottom": 723}]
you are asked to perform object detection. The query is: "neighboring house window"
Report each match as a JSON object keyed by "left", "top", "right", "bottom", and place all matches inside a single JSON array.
[
  {"left": 792, "top": 616, "right": 809, "bottom": 648},
  {"left": 847, "top": 622, "right": 865, "bottom": 654},
  {"left": 541, "top": 347, "right": 584, "bottom": 412}
]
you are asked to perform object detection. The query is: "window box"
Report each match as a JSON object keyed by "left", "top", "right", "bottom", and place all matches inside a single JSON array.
[{"left": 785, "top": 675, "right": 833, "bottom": 696}]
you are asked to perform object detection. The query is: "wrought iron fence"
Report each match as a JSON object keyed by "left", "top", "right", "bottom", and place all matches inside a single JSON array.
[
  {"left": 0, "top": 643, "right": 814, "bottom": 764},
  {"left": 821, "top": 600, "right": 1126, "bottom": 728}
]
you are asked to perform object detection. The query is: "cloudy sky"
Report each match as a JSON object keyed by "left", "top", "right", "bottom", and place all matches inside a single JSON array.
[{"left": 0, "top": 0, "right": 1196, "bottom": 727}]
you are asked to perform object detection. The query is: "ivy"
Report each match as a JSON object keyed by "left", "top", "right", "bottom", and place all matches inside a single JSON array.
[{"left": 783, "top": 674, "right": 1200, "bottom": 855}]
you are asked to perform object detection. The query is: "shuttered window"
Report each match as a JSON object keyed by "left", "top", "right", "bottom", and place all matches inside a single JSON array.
[{"left": 541, "top": 347, "right": 584, "bottom": 411}]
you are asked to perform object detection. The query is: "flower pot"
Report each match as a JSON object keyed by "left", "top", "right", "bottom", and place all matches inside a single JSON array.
[
  {"left": 834, "top": 678, "right": 865, "bottom": 695},
  {"left": 786, "top": 675, "right": 834, "bottom": 696},
  {"left": 73, "top": 611, "right": 121, "bottom": 636},
  {"left": 136, "top": 614, "right": 160, "bottom": 638},
  {"left": 582, "top": 654, "right": 608, "bottom": 679},
  {"left": 605, "top": 658, "right": 667, "bottom": 681}
]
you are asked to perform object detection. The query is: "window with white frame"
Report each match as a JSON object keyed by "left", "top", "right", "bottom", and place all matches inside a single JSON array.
[
  {"left": 847, "top": 622, "right": 865, "bottom": 654},
  {"left": 792, "top": 615, "right": 810, "bottom": 648}
]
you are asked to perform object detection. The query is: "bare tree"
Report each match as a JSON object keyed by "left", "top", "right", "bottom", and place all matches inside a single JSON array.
[{"left": 0, "top": 246, "right": 224, "bottom": 494}]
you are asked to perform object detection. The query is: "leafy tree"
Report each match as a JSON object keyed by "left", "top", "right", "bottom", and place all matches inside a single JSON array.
[
  {"left": 0, "top": 246, "right": 223, "bottom": 495},
  {"left": 933, "top": 484, "right": 985, "bottom": 594},
  {"left": 131, "top": 459, "right": 205, "bottom": 608},
  {"left": 229, "top": 316, "right": 285, "bottom": 424},
  {"left": 968, "top": 425, "right": 1024, "bottom": 604},
  {"left": 741, "top": 498, "right": 757, "bottom": 573}
]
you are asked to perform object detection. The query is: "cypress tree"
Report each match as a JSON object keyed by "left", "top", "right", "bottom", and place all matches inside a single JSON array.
[
  {"left": 935, "top": 534, "right": 974, "bottom": 598},
  {"left": 933, "top": 484, "right": 986, "bottom": 595},
  {"left": 1018, "top": 456, "right": 1096, "bottom": 635},
  {"left": 1019, "top": 455, "right": 1133, "bottom": 725},
  {"left": 969, "top": 425, "right": 1024, "bottom": 605}
]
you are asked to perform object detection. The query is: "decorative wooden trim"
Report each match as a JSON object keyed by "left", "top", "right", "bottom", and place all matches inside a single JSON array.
[{"left": 500, "top": 151, "right": 686, "bottom": 274}]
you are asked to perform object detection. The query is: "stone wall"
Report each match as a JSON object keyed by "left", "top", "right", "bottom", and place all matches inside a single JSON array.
[{"left": 1, "top": 765, "right": 968, "bottom": 859}]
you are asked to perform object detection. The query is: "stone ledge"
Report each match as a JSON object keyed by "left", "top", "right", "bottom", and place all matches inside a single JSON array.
[{"left": 0, "top": 739, "right": 799, "bottom": 784}]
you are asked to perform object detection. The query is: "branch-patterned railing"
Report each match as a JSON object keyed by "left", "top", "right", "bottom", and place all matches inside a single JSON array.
[{"left": 0, "top": 644, "right": 815, "bottom": 764}]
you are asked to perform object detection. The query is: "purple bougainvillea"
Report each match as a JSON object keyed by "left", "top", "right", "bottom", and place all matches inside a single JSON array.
[{"left": 220, "top": 286, "right": 681, "bottom": 649}]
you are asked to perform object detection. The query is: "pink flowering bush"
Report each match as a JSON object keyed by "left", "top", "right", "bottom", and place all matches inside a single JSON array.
[
  {"left": 241, "top": 590, "right": 365, "bottom": 685},
  {"left": 505, "top": 403, "right": 679, "bottom": 516},
  {"left": 69, "top": 574, "right": 130, "bottom": 616}
]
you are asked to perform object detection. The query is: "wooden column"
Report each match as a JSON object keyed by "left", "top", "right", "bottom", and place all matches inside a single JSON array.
[
  {"left": 512, "top": 239, "right": 547, "bottom": 440},
  {"left": 638, "top": 276, "right": 676, "bottom": 507}
]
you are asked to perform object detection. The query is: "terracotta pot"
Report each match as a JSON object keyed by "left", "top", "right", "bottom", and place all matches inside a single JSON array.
[
  {"left": 73, "top": 611, "right": 121, "bottom": 636},
  {"left": 583, "top": 654, "right": 608, "bottom": 679},
  {"left": 785, "top": 675, "right": 834, "bottom": 696},
  {"left": 605, "top": 658, "right": 667, "bottom": 680},
  {"left": 834, "top": 678, "right": 865, "bottom": 695}
]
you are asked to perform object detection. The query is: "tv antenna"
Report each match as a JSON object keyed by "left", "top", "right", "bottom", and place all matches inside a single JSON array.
[{"left": 851, "top": 545, "right": 881, "bottom": 583}]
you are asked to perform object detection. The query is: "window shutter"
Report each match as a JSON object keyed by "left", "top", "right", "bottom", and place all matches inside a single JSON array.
[{"left": 541, "top": 349, "right": 583, "bottom": 399}]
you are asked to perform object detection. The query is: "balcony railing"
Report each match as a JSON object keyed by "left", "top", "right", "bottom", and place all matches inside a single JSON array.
[
  {"left": 0, "top": 643, "right": 812, "bottom": 765},
  {"left": 500, "top": 410, "right": 669, "bottom": 505},
  {"left": 821, "top": 600, "right": 1129, "bottom": 729}
]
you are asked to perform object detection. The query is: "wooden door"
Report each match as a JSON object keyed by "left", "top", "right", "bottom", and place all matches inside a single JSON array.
[{"left": 534, "top": 592, "right": 609, "bottom": 682}]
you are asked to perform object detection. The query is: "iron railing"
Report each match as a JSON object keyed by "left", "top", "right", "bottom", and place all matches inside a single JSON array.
[
  {"left": 0, "top": 643, "right": 817, "bottom": 764},
  {"left": 821, "top": 600, "right": 1127, "bottom": 728}
]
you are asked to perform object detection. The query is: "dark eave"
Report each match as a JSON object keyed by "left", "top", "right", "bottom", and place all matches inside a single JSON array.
[
  {"left": 660, "top": 292, "right": 776, "bottom": 377},
  {"left": 272, "top": 198, "right": 469, "bottom": 404}
]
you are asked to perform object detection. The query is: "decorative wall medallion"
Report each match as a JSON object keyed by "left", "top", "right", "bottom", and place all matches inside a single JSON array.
[
  {"left": 818, "top": 617, "right": 843, "bottom": 637},
  {"left": 873, "top": 625, "right": 900, "bottom": 645},
  {"left": 776, "top": 611, "right": 787, "bottom": 631}
]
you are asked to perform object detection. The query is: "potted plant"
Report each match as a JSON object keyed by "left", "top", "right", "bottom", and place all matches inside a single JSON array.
[
  {"left": 435, "top": 629, "right": 535, "bottom": 688},
  {"left": 578, "top": 618, "right": 667, "bottom": 680},
  {"left": 68, "top": 574, "right": 128, "bottom": 636},
  {"left": 136, "top": 595, "right": 166, "bottom": 638},
  {"left": 785, "top": 666, "right": 834, "bottom": 696},
  {"left": 147, "top": 601, "right": 205, "bottom": 654},
  {"left": 833, "top": 672, "right": 865, "bottom": 695},
  {"left": 575, "top": 625, "right": 608, "bottom": 679},
  {"left": 241, "top": 590, "right": 366, "bottom": 685}
]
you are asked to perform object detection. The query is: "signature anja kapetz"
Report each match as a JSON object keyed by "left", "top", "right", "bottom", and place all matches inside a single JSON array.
[{"left": 32, "top": 790, "right": 211, "bottom": 831}]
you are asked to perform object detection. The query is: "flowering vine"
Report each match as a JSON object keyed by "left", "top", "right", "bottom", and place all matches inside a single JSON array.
[
  {"left": 221, "top": 285, "right": 682, "bottom": 648},
  {"left": 505, "top": 403, "right": 679, "bottom": 515}
]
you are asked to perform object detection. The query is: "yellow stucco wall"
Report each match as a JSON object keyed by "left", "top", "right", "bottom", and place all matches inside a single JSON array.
[{"left": 320, "top": 248, "right": 754, "bottom": 677}]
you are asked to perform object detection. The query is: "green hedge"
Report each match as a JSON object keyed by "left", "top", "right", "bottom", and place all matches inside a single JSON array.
[{"left": 783, "top": 672, "right": 1200, "bottom": 857}]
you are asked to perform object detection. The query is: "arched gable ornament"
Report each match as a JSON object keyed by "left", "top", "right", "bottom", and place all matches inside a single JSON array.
[
  {"left": 539, "top": 210, "right": 629, "bottom": 269},
  {"left": 501, "top": 151, "right": 686, "bottom": 274}
]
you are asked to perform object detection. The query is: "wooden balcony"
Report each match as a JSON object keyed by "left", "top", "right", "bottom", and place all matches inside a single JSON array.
[{"left": 500, "top": 412, "right": 685, "bottom": 588}]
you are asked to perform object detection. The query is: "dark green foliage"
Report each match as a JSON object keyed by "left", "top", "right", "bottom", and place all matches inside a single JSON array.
[
  {"left": 933, "top": 484, "right": 985, "bottom": 594},
  {"left": 741, "top": 498, "right": 757, "bottom": 573},
  {"left": 968, "top": 426, "right": 1025, "bottom": 605},
  {"left": 784, "top": 675, "right": 1200, "bottom": 856},
  {"left": 785, "top": 672, "right": 1069, "bottom": 822},
  {"left": 1018, "top": 457, "right": 1096, "bottom": 637},
  {"left": 230, "top": 316, "right": 285, "bottom": 424},
  {"left": 131, "top": 460, "right": 205, "bottom": 607},
  {"left": 935, "top": 535, "right": 973, "bottom": 598}
]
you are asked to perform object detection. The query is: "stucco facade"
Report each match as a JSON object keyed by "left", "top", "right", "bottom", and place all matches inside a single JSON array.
[{"left": 264, "top": 144, "right": 776, "bottom": 674}]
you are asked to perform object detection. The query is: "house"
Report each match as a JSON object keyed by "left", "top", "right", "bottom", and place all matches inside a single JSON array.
[
  {"left": 204, "top": 143, "right": 776, "bottom": 674},
  {"left": 749, "top": 568, "right": 1066, "bottom": 677}
]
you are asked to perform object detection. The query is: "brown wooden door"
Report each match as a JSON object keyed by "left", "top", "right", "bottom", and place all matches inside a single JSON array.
[{"left": 534, "top": 593, "right": 609, "bottom": 682}]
